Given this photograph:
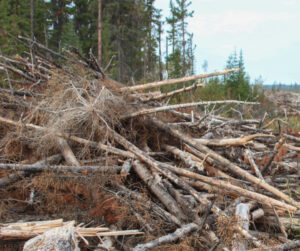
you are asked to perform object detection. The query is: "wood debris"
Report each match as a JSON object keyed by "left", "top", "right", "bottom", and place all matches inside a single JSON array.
[{"left": 0, "top": 37, "right": 299, "bottom": 250}]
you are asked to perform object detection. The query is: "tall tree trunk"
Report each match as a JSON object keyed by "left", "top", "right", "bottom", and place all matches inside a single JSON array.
[
  {"left": 166, "top": 38, "right": 169, "bottom": 77},
  {"left": 158, "top": 22, "right": 163, "bottom": 81},
  {"left": 182, "top": 7, "right": 186, "bottom": 76},
  {"left": 172, "top": 22, "right": 175, "bottom": 54},
  {"left": 147, "top": 5, "right": 153, "bottom": 73},
  {"left": 117, "top": 11, "right": 122, "bottom": 82},
  {"left": 97, "top": 0, "right": 102, "bottom": 64},
  {"left": 30, "top": 0, "right": 34, "bottom": 40}
]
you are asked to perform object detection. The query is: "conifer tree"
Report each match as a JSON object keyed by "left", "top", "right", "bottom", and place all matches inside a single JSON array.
[
  {"left": 48, "top": 0, "right": 73, "bottom": 51},
  {"left": 175, "top": 0, "right": 194, "bottom": 76},
  {"left": 166, "top": 0, "right": 179, "bottom": 55},
  {"left": 225, "top": 48, "right": 251, "bottom": 100},
  {"left": 0, "top": 0, "right": 29, "bottom": 53}
]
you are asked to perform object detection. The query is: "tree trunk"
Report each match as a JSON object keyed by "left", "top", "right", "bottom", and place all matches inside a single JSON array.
[
  {"left": 158, "top": 22, "right": 163, "bottom": 81},
  {"left": 97, "top": 0, "right": 102, "bottom": 64},
  {"left": 30, "top": 0, "right": 34, "bottom": 41},
  {"left": 182, "top": 8, "right": 186, "bottom": 76},
  {"left": 166, "top": 37, "right": 169, "bottom": 76},
  {"left": 121, "top": 68, "right": 239, "bottom": 92}
]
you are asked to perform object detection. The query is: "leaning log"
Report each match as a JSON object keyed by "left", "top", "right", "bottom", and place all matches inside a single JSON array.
[
  {"left": 0, "top": 116, "right": 134, "bottom": 159},
  {"left": 121, "top": 69, "right": 239, "bottom": 92},
  {"left": 122, "top": 100, "right": 259, "bottom": 119},
  {"left": 132, "top": 160, "right": 186, "bottom": 221},
  {"left": 150, "top": 118, "right": 300, "bottom": 209}
]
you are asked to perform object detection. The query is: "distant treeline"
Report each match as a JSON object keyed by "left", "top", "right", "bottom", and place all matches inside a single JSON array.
[
  {"left": 0, "top": 0, "right": 264, "bottom": 101},
  {"left": 0, "top": 0, "right": 196, "bottom": 84},
  {"left": 264, "top": 83, "right": 300, "bottom": 92}
]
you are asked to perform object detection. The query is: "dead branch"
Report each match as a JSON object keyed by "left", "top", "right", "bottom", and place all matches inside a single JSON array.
[
  {"left": 123, "top": 100, "right": 259, "bottom": 119},
  {"left": 0, "top": 115, "right": 134, "bottom": 158},
  {"left": 121, "top": 68, "right": 239, "bottom": 92},
  {"left": 143, "top": 82, "right": 204, "bottom": 102},
  {"left": 150, "top": 118, "right": 300, "bottom": 209},
  {"left": 0, "top": 163, "right": 123, "bottom": 173},
  {"left": 132, "top": 160, "right": 186, "bottom": 221},
  {"left": 196, "top": 134, "right": 274, "bottom": 147},
  {"left": 249, "top": 240, "right": 300, "bottom": 251}
]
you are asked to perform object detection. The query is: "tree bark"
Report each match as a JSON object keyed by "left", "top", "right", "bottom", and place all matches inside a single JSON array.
[
  {"left": 30, "top": 0, "right": 34, "bottom": 41},
  {"left": 143, "top": 82, "right": 204, "bottom": 102},
  {"left": 249, "top": 240, "right": 300, "bottom": 251},
  {"left": 122, "top": 100, "right": 259, "bottom": 119},
  {"left": 57, "top": 137, "right": 80, "bottom": 166},
  {"left": 132, "top": 161, "right": 186, "bottom": 221},
  {"left": 121, "top": 69, "right": 239, "bottom": 92},
  {"left": 150, "top": 118, "right": 300, "bottom": 210},
  {"left": 97, "top": 0, "right": 102, "bottom": 64},
  {"left": 0, "top": 115, "right": 134, "bottom": 159}
]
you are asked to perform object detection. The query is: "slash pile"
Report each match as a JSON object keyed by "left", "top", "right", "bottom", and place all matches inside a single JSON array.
[{"left": 0, "top": 37, "right": 299, "bottom": 251}]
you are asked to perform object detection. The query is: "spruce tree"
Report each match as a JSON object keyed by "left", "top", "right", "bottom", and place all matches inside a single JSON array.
[
  {"left": 48, "top": 0, "right": 73, "bottom": 51},
  {"left": 225, "top": 48, "right": 251, "bottom": 100},
  {"left": 166, "top": 0, "right": 179, "bottom": 55},
  {"left": 175, "top": 0, "right": 194, "bottom": 76}
]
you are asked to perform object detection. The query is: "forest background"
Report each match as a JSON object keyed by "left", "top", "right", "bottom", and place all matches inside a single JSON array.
[{"left": 0, "top": 0, "right": 299, "bottom": 102}]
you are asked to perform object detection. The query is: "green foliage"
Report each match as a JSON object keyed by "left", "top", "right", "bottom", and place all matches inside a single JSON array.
[
  {"left": 48, "top": 0, "right": 73, "bottom": 51},
  {"left": 0, "top": 0, "right": 30, "bottom": 54},
  {"left": 225, "top": 49, "right": 251, "bottom": 100},
  {"left": 60, "top": 20, "right": 81, "bottom": 49},
  {"left": 194, "top": 78, "right": 226, "bottom": 101},
  {"left": 165, "top": 0, "right": 195, "bottom": 80},
  {"left": 0, "top": 0, "right": 195, "bottom": 84}
]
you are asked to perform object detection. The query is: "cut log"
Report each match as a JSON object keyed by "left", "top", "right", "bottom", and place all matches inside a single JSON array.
[
  {"left": 57, "top": 137, "right": 80, "bottom": 166},
  {"left": 196, "top": 134, "right": 274, "bottom": 147},
  {"left": 249, "top": 240, "right": 300, "bottom": 251},
  {"left": 0, "top": 163, "right": 123, "bottom": 173},
  {"left": 142, "top": 82, "right": 204, "bottom": 102},
  {"left": 284, "top": 144, "right": 300, "bottom": 152},
  {"left": 245, "top": 150, "right": 265, "bottom": 181},
  {"left": 132, "top": 160, "right": 186, "bottom": 221},
  {"left": 0, "top": 154, "right": 62, "bottom": 187},
  {"left": 23, "top": 225, "right": 80, "bottom": 251},
  {"left": 150, "top": 118, "right": 300, "bottom": 209},
  {"left": 133, "top": 221, "right": 199, "bottom": 251},
  {"left": 122, "top": 100, "right": 259, "bottom": 119},
  {"left": 283, "top": 133, "right": 300, "bottom": 143},
  {"left": 232, "top": 203, "right": 251, "bottom": 251},
  {"left": 114, "top": 183, "right": 182, "bottom": 226},
  {"left": 121, "top": 68, "right": 239, "bottom": 92},
  {"left": 165, "top": 167, "right": 296, "bottom": 212},
  {"left": 0, "top": 219, "right": 142, "bottom": 240},
  {"left": 163, "top": 144, "right": 204, "bottom": 172},
  {"left": 133, "top": 202, "right": 215, "bottom": 251},
  {"left": 0, "top": 116, "right": 134, "bottom": 158}
]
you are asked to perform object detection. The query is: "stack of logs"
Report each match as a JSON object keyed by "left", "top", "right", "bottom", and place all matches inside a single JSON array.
[{"left": 0, "top": 37, "right": 299, "bottom": 250}]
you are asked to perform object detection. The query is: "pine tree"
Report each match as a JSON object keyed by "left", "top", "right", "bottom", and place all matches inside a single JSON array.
[
  {"left": 156, "top": 15, "right": 163, "bottom": 81},
  {"left": 0, "top": 0, "right": 30, "bottom": 54},
  {"left": 166, "top": 0, "right": 194, "bottom": 79},
  {"left": 73, "top": 0, "right": 93, "bottom": 54},
  {"left": 175, "top": 0, "right": 194, "bottom": 76},
  {"left": 225, "top": 48, "right": 251, "bottom": 100},
  {"left": 166, "top": 0, "right": 179, "bottom": 55},
  {"left": 48, "top": 0, "right": 73, "bottom": 51}
]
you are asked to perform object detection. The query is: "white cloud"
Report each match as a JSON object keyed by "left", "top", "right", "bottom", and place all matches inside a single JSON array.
[{"left": 190, "top": 10, "right": 296, "bottom": 36}]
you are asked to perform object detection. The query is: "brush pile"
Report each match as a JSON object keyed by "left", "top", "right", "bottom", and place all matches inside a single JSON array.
[{"left": 0, "top": 37, "right": 299, "bottom": 251}]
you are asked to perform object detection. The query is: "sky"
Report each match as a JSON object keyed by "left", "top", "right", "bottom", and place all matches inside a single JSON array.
[{"left": 154, "top": 0, "right": 300, "bottom": 84}]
